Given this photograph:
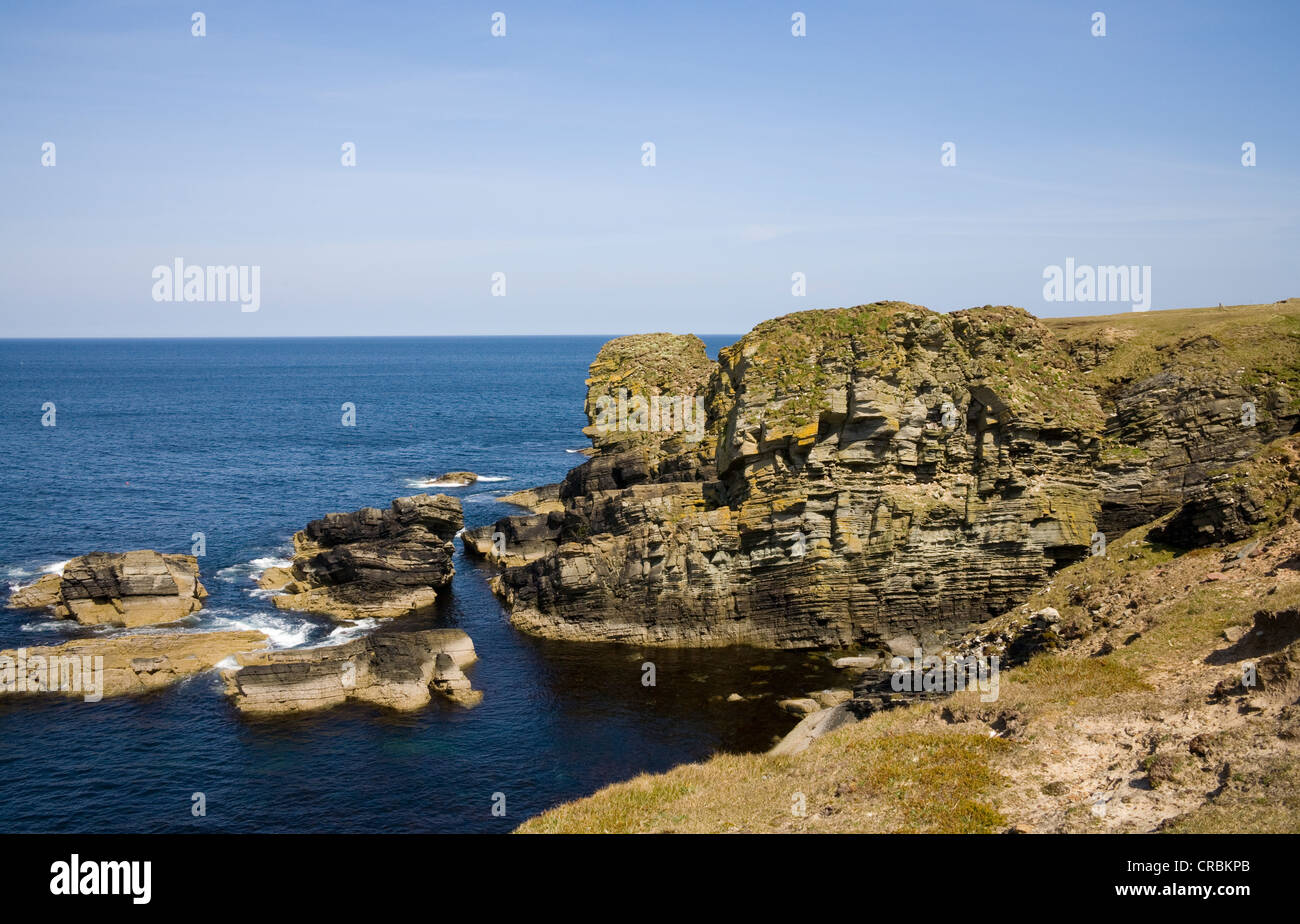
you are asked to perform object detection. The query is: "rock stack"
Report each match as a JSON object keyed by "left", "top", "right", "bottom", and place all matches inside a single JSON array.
[{"left": 262, "top": 493, "right": 463, "bottom": 621}]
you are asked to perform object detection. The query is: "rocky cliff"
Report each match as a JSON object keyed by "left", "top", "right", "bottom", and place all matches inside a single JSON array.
[
  {"left": 7, "top": 550, "right": 208, "bottom": 627},
  {"left": 1051, "top": 304, "right": 1300, "bottom": 535},
  {"left": 472, "top": 301, "right": 1299, "bottom": 649},
  {"left": 264, "top": 493, "right": 463, "bottom": 620},
  {"left": 518, "top": 429, "right": 1300, "bottom": 834}
]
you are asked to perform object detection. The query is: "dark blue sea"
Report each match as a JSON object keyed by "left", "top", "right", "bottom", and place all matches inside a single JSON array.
[{"left": 0, "top": 337, "right": 840, "bottom": 832}]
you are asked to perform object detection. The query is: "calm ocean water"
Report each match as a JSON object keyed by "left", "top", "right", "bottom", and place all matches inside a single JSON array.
[{"left": 0, "top": 337, "right": 840, "bottom": 833}]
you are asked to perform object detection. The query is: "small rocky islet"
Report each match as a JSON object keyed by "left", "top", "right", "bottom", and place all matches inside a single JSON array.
[
  {"left": 4, "top": 299, "right": 1297, "bottom": 770},
  {"left": 258, "top": 492, "right": 462, "bottom": 622},
  {"left": 9, "top": 549, "right": 208, "bottom": 627},
  {"left": 3, "top": 497, "right": 480, "bottom": 714}
]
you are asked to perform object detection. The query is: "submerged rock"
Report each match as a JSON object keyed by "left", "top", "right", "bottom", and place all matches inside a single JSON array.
[
  {"left": 7, "top": 551, "right": 208, "bottom": 627},
  {"left": 221, "top": 627, "right": 480, "bottom": 714},
  {"left": 269, "top": 494, "right": 462, "bottom": 621},
  {"left": 434, "top": 471, "right": 478, "bottom": 486},
  {"left": 0, "top": 630, "right": 269, "bottom": 699}
]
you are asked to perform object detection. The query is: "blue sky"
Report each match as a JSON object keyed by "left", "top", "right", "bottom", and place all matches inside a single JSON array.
[{"left": 1, "top": 0, "right": 1297, "bottom": 336}]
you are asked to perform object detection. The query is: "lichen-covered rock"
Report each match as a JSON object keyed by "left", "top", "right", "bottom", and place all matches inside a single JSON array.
[
  {"left": 491, "top": 303, "right": 1105, "bottom": 648},
  {"left": 487, "top": 301, "right": 1299, "bottom": 650},
  {"left": 270, "top": 494, "right": 462, "bottom": 621},
  {"left": 1149, "top": 435, "right": 1300, "bottom": 548},
  {"left": 1049, "top": 305, "right": 1300, "bottom": 536},
  {"left": 582, "top": 333, "right": 717, "bottom": 453},
  {"left": 7, "top": 551, "right": 208, "bottom": 627},
  {"left": 221, "top": 628, "right": 479, "bottom": 713}
]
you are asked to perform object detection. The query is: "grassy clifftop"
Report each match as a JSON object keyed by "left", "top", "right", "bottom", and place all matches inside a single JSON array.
[
  {"left": 718, "top": 300, "right": 1103, "bottom": 438},
  {"left": 1045, "top": 299, "right": 1300, "bottom": 399}
]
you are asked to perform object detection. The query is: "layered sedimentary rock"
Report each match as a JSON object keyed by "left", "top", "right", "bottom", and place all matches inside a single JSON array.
[
  {"left": 482, "top": 304, "right": 1105, "bottom": 648},
  {"left": 462, "top": 485, "right": 567, "bottom": 563},
  {"left": 7, "top": 551, "right": 208, "bottom": 627},
  {"left": 1088, "top": 371, "right": 1293, "bottom": 535},
  {"left": 1148, "top": 434, "right": 1300, "bottom": 549},
  {"left": 1051, "top": 306, "right": 1299, "bottom": 536},
  {"left": 480, "top": 301, "right": 1300, "bottom": 650},
  {"left": 499, "top": 483, "right": 564, "bottom": 514},
  {"left": 0, "top": 631, "right": 269, "bottom": 699},
  {"left": 463, "top": 509, "right": 565, "bottom": 567},
  {"left": 264, "top": 494, "right": 463, "bottom": 620},
  {"left": 221, "top": 628, "right": 479, "bottom": 713}
]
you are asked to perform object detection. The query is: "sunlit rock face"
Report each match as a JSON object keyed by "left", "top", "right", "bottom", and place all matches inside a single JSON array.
[
  {"left": 478, "top": 302, "right": 1298, "bottom": 649},
  {"left": 221, "top": 628, "right": 480, "bottom": 714},
  {"left": 265, "top": 493, "right": 463, "bottom": 621},
  {"left": 474, "top": 304, "right": 1092, "bottom": 647},
  {"left": 7, "top": 550, "right": 208, "bottom": 627}
]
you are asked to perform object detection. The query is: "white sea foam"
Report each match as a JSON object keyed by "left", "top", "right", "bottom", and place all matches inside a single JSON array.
[
  {"left": 325, "top": 618, "right": 378, "bottom": 642},
  {"left": 250, "top": 556, "right": 291, "bottom": 571},
  {"left": 5, "top": 558, "right": 70, "bottom": 585},
  {"left": 18, "top": 621, "right": 63, "bottom": 634},
  {"left": 209, "top": 612, "right": 312, "bottom": 650},
  {"left": 463, "top": 492, "right": 509, "bottom": 504},
  {"left": 406, "top": 475, "right": 511, "bottom": 489},
  {"left": 214, "top": 655, "right": 241, "bottom": 671},
  {"left": 216, "top": 552, "right": 293, "bottom": 586},
  {"left": 5, "top": 558, "right": 72, "bottom": 594}
]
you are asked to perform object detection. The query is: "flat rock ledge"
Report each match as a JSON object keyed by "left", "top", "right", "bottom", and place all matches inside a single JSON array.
[
  {"left": 261, "top": 494, "right": 463, "bottom": 621},
  {"left": 221, "top": 628, "right": 480, "bottom": 714},
  {"left": 770, "top": 702, "right": 859, "bottom": 756},
  {"left": 499, "top": 483, "right": 564, "bottom": 514},
  {"left": 6, "top": 551, "right": 207, "bottom": 627},
  {"left": 0, "top": 631, "right": 269, "bottom": 700}
]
